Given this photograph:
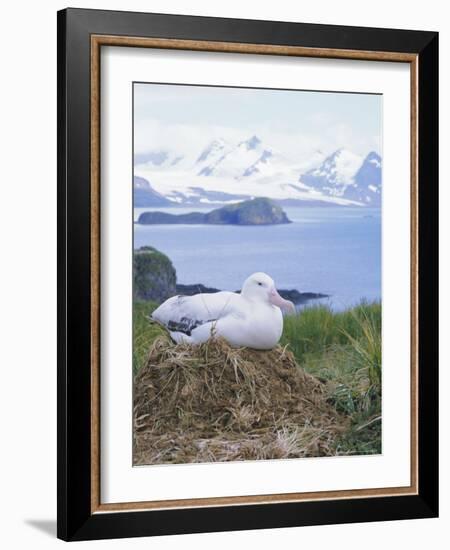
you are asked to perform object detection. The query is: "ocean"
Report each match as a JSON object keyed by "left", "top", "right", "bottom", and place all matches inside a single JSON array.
[{"left": 133, "top": 206, "right": 381, "bottom": 311}]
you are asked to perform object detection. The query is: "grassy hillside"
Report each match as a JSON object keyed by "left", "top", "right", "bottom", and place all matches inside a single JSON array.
[
  {"left": 133, "top": 301, "right": 166, "bottom": 373},
  {"left": 133, "top": 300, "right": 381, "bottom": 456},
  {"left": 281, "top": 302, "right": 381, "bottom": 455}
]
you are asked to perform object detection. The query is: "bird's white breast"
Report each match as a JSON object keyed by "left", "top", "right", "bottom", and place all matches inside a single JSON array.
[{"left": 223, "top": 299, "right": 284, "bottom": 350}]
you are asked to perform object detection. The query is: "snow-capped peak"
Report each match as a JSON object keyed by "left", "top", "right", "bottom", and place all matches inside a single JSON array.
[
  {"left": 134, "top": 137, "right": 381, "bottom": 208},
  {"left": 321, "top": 149, "right": 363, "bottom": 182},
  {"left": 196, "top": 138, "right": 228, "bottom": 163},
  {"left": 238, "top": 135, "right": 262, "bottom": 151},
  {"left": 364, "top": 151, "right": 382, "bottom": 168},
  {"left": 197, "top": 135, "right": 274, "bottom": 179},
  {"left": 300, "top": 149, "right": 363, "bottom": 193}
]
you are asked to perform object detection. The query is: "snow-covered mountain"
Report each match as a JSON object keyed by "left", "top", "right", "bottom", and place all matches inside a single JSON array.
[
  {"left": 133, "top": 176, "right": 172, "bottom": 207},
  {"left": 300, "top": 149, "right": 382, "bottom": 207},
  {"left": 134, "top": 136, "right": 381, "bottom": 207},
  {"left": 352, "top": 151, "right": 382, "bottom": 206}
]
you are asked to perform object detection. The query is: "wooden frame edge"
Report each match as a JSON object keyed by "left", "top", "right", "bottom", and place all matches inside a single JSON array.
[
  {"left": 91, "top": 34, "right": 417, "bottom": 62},
  {"left": 94, "top": 485, "right": 418, "bottom": 514},
  {"left": 89, "top": 34, "right": 420, "bottom": 515}
]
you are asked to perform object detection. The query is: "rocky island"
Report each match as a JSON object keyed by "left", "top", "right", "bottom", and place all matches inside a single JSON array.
[{"left": 137, "top": 197, "right": 291, "bottom": 226}]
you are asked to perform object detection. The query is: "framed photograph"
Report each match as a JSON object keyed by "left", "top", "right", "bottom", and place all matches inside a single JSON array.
[{"left": 57, "top": 8, "right": 438, "bottom": 541}]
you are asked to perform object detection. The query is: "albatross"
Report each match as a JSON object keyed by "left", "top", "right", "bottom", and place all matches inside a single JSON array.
[{"left": 151, "top": 272, "right": 295, "bottom": 350}]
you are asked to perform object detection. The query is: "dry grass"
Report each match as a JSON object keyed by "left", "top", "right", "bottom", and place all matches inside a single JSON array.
[{"left": 133, "top": 335, "right": 347, "bottom": 465}]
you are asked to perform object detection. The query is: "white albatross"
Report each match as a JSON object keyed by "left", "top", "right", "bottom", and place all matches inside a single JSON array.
[{"left": 151, "top": 272, "right": 295, "bottom": 350}]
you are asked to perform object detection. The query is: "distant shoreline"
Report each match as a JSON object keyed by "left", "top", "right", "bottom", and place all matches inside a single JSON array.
[{"left": 176, "top": 283, "right": 329, "bottom": 306}]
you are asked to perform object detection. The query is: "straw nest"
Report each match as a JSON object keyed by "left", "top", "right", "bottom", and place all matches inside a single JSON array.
[{"left": 133, "top": 335, "right": 346, "bottom": 465}]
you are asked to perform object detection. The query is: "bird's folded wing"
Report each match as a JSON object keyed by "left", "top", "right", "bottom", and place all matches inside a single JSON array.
[{"left": 151, "top": 291, "right": 240, "bottom": 335}]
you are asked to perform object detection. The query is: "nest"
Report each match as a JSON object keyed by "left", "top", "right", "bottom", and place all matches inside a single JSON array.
[{"left": 133, "top": 335, "right": 345, "bottom": 465}]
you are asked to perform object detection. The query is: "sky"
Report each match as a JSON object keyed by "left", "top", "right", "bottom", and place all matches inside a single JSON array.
[{"left": 134, "top": 82, "right": 382, "bottom": 161}]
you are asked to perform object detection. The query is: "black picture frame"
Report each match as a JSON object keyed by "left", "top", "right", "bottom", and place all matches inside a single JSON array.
[{"left": 57, "top": 7, "right": 438, "bottom": 541}]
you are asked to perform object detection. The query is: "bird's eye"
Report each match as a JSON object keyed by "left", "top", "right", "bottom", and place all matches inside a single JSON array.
[{"left": 257, "top": 282, "right": 263, "bottom": 286}]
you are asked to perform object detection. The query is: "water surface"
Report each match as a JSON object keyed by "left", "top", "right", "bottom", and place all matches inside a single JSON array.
[{"left": 134, "top": 206, "right": 381, "bottom": 310}]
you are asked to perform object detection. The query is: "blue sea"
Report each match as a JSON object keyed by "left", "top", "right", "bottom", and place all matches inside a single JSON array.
[{"left": 133, "top": 206, "right": 381, "bottom": 311}]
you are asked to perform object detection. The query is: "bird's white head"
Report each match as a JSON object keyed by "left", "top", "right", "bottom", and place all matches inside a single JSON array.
[{"left": 241, "top": 272, "right": 295, "bottom": 313}]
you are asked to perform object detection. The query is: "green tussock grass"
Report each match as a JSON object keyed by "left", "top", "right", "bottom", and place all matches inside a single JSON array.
[
  {"left": 133, "top": 301, "right": 165, "bottom": 374},
  {"left": 133, "top": 299, "right": 382, "bottom": 456},
  {"left": 281, "top": 301, "right": 382, "bottom": 455}
]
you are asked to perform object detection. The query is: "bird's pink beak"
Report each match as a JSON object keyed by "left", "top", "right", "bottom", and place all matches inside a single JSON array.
[{"left": 269, "top": 287, "right": 295, "bottom": 313}]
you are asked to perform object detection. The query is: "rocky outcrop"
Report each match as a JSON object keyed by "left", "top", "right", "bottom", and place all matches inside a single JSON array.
[
  {"left": 176, "top": 283, "right": 222, "bottom": 296},
  {"left": 133, "top": 246, "right": 176, "bottom": 303},
  {"left": 176, "top": 283, "right": 328, "bottom": 305}
]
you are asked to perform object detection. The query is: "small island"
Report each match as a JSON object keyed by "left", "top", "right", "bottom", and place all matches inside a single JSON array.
[{"left": 137, "top": 197, "right": 291, "bottom": 226}]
